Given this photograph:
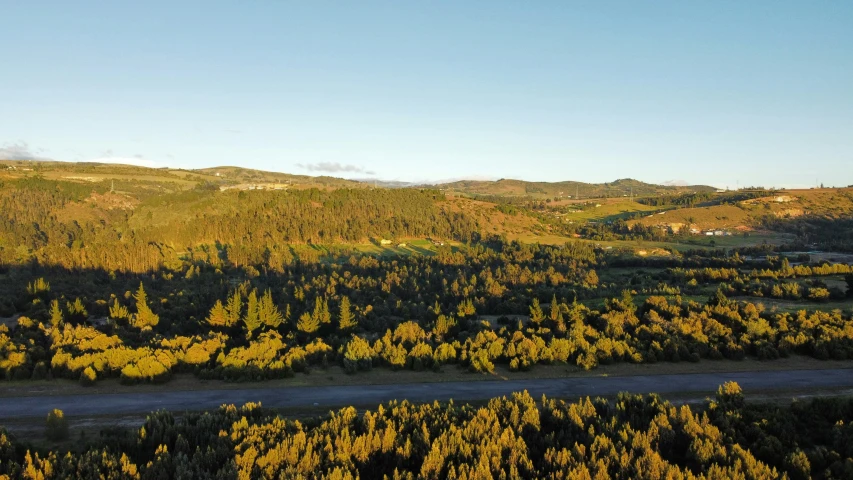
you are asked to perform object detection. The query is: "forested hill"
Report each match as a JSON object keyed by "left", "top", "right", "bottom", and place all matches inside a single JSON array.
[
  {"left": 437, "top": 178, "right": 717, "bottom": 199},
  {"left": 0, "top": 159, "right": 711, "bottom": 271},
  {"left": 2, "top": 160, "right": 852, "bottom": 273},
  {"left": 0, "top": 175, "right": 481, "bottom": 272}
]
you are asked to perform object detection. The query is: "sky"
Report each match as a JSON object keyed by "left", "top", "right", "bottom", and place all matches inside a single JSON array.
[{"left": 1, "top": 1, "right": 851, "bottom": 188}]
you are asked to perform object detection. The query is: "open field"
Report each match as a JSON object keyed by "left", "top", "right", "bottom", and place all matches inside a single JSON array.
[
  {"left": 507, "top": 230, "right": 793, "bottom": 253},
  {"left": 742, "top": 297, "right": 853, "bottom": 314},
  {"left": 552, "top": 199, "right": 659, "bottom": 222}
]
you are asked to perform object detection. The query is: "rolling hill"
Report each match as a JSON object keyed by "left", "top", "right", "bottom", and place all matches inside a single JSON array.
[{"left": 436, "top": 178, "right": 717, "bottom": 200}]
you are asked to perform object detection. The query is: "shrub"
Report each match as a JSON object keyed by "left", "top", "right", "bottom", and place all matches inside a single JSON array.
[
  {"left": 80, "top": 366, "right": 97, "bottom": 386},
  {"left": 45, "top": 409, "right": 69, "bottom": 441}
]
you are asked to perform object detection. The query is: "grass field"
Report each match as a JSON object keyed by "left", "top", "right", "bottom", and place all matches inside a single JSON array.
[
  {"left": 552, "top": 199, "right": 659, "bottom": 222},
  {"left": 742, "top": 297, "right": 853, "bottom": 314}
]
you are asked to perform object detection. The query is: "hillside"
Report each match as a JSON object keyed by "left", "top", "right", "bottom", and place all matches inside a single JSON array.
[
  {"left": 0, "top": 160, "right": 364, "bottom": 192},
  {"left": 438, "top": 178, "right": 716, "bottom": 200},
  {"left": 628, "top": 188, "right": 853, "bottom": 233},
  {"left": 3, "top": 160, "right": 853, "bottom": 269}
]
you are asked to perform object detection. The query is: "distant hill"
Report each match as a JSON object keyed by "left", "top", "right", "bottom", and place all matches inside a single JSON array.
[
  {"left": 2, "top": 159, "right": 717, "bottom": 198},
  {"left": 195, "top": 166, "right": 363, "bottom": 189},
  {"left": 0, "top": 160, "right": 364, "bottom": 193},
  {"left": 436, "top": 178, "right": 716, "bottom": 199}
]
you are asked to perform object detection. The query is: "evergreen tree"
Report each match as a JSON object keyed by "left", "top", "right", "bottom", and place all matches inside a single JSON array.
[
  {"left": 243, "top": 290, "right": 261, "bottom": 338},
  {"left": 338, "top": 296, "right": 357, "bottom": 331},
  {"left": 206, "top": 300, "right": 228, "bottom": 327},
  {"left": 131, "top": 283, "right": 159, "bottom": 329},
  {"left": 549, "top": 294, "right": 560, "bottom": 322},
  {"left": 312, "top": 297, "right": 331, "bottom": 325},
  {"left": 109, "top": 299, "right": 129, "bottom": 320},
  {"left": 49, "top": 300, "right": 63, "bottom": 328},
  {"left": 257, "top": 290, "right": 284, "bottom": 329},
  {"left": 529, "top": 298, "right": 544, "bottom": 324},
  {"left": 225, "top": 290, "right": 242, "bottom": 327},
  {"left": 297, "top": 312, "right": 319, "bottom": 334}
]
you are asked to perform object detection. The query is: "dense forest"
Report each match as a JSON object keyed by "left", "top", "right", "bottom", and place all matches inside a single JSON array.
[
  {"left": 2, "top": 236, "right": 852, "bottom": 385},
  {"left": 1, "top": 384, "right": 852, "bottom": 478}
]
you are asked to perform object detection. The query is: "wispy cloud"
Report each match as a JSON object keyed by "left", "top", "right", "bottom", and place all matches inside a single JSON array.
[
  {"left": 0, "top": 141, "right": 49, "bottom": 160},
  {"left": 296, "top": 162, "right": 376, "bottom": 176}
]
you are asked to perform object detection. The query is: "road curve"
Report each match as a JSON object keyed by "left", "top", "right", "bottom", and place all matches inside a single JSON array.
[{"left": 1, "top": 368, "right": 852, "bottom": 419}]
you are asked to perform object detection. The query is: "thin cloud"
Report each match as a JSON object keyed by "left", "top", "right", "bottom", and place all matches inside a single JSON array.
[
  {"left": 296, "top": 162, "right": 376, "bottom": 176},
  {"left": 0, "top": 141, "right": 48, "bottom": 160}
]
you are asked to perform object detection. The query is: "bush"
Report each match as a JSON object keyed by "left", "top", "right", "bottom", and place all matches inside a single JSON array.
[
  {"left": 80, "top": 366, "right": 97, "bottom": 386},
  {"left": 30, "top": 361, "right": 49, "bottom": 380},
  {"left": 45, "top": 409, "right": 69, "bottom": 441}
]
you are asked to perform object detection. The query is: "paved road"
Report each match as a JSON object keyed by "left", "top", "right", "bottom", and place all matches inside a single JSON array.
[{"left": 1, "top": 368, "right": 852, "bottom": 419}]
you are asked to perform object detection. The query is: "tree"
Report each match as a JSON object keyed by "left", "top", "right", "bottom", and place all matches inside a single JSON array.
[
  {"left": 529, "top": 298, "right": 545, "bottom": 325},
  {"left": 26, "top": 278, "right": 50, "bottom": 296},
  {"left": 716, "top": 381, "right": 744, "bottom": 409},
  {"left": 257, "top": 290, "right": 284, "bottom": 329},
  {"left": 456, "top": 298, "right": 476, "bottom": 318},
  {"left": 109, "top": 299, "right": 129, "bottom": 320},
  {"left": 131, "top": 283, "right": 159, "bottom": 329},
  {"left": 243, "top": 290, "right": 261, "bottom": 338},
  {"left": 297, "top": 312, "right": 319, "bottom": 334},
  {"left": 433, "top": 314, "right": 456, "bottom": 339},
  {"left": 65, "top": 298, "right": 87, "bottom": 323},
  {"left": 49, "top": 300, "right": 63, "bottom": 328},
  {"left": 338, "top": 296, "right": 357, "bottom": 331},
  {"left": 548, "top": 295, "right": 564, "bottom": 327},
  {"left": 45, "top": 409, "right": 69, "bottom": 441},
  {"left": 343, "top": 335, "right": 374, "bottom": 373},
  {"left": 584, "top": 270, "right": 599, "bottom": 287},
  {"left": 226, "top": 290, "right": 242, "bottom": 327},
  {"left": 312, "top": 297, "right": 331, "bottom": 325},
  {"left": 206, "top": 300, "right": 229, "bottom": 327}
]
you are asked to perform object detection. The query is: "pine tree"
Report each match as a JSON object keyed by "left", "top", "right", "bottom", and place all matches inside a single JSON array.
[
  {"left": 529, "top": 298, "right": 544, "bottom": 324},
  {"left": 312, "top": 297, "right": 331, "bottom": 325},
  {"left": 109, "top": 299, "right": 129, "bottom": 320},
  {"left": 257, "top": 290, "right": 284, "bottom": 329},
  {"left": 243, "top": 290, "right": 261, "bottom": 338},
  {"left": 297, "top": 311, "right": 319, "bottom": 334},
  {"left": 49, "top": 300, "right": 63, "bottom": 327},
  {"left": 225, "top": 291, "right": 242, "bottom": 327},
  {"left": 206, "top": 300, "right": 228, "bottom": 327},
  {"left": 338, "top": 296, "right": 357, "bottom": 331},
  {"left": 549, "top": 295, "right": 560, "bottom": 322},
  {"left": 456, "top": 298, "right": 475, "bottom": 318},
  {"left": 66, "top": 298, "right": 87, "bottom": 322},
  {"left": 131, "top": 283, "right": 159, "bottom": 329}
]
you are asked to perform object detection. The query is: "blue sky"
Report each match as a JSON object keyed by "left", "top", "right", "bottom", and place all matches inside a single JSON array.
[{"left": 1, "top": 1, "right": 851, "bottom": 187}]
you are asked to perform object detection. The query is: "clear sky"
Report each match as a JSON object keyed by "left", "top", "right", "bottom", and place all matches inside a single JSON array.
[{"left": 1, "top": 1, "right": 851, "bottom": 188}]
